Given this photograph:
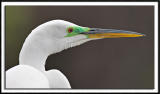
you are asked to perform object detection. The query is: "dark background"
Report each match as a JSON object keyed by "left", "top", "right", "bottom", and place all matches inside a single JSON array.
[{"left": 5, "top": 6, "right": 154, "bottom": 89}]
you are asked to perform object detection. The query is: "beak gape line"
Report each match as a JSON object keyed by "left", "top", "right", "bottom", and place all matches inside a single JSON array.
[
  {"left": 81, "top": 28, "right": 145, "bottom": 38},
  {"left": 65, "top": 26, "right": 145, "bottom": 38}
]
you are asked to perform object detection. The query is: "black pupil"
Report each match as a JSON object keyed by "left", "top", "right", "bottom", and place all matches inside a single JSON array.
[{"left": 68, "top": 28, "right": 73, "bottom": 33}]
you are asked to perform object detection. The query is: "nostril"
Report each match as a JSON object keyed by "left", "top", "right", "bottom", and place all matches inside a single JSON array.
[{"left": 90, "top": 29, "right": 96, "bottom": 31}]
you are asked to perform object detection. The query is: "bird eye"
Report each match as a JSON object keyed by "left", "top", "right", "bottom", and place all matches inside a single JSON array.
[{"left": 68, "top": 28, "right": 73, "bottom": 33}]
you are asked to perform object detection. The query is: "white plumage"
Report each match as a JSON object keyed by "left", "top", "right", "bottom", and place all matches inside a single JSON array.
[
  {"left": 6, "top": 20, "right": 91, "bottom": 88},
  {"left": 6, "top": 19, "right": 144, "bottom": 88}
]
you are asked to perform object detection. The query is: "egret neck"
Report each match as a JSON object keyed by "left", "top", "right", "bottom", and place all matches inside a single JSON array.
[
  {"left": 19, "top": 20, "right": 78, "bottom": 72},
  {"left": 19, "top": 40, "right": 47, "bottom": 72},
  {"left": 19, "top": 28, "right": 55, "bottom": 72}
]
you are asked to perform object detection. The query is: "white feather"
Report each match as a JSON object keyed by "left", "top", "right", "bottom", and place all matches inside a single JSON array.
[{"left": 6, "top": 20, "right": 92, "bottom": 88}]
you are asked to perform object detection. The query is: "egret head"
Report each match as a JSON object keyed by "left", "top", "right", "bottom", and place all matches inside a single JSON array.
[
  {"left": 19, "top": 19, "right": 145, "bottom": 70},
  {"left": 29, "top": 19, "right": 144, "bottom": 54}
]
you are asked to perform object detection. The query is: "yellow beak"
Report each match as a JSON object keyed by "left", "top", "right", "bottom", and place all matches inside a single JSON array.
[
  {"left": 88, "top": 32, "right": 144, "bottom": 38},
  {"left": 81, "top": 28, "right": 145, "bottom": 38}
]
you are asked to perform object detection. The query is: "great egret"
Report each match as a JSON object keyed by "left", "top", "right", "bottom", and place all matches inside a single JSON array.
[{"left": 6, "top": 20, "right": 144, "bottom": 88}]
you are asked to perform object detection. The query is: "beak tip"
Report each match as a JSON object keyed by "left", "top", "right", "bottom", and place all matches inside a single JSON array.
[{"left": 140, "top": 34, "right": 146, "bottom": 37}]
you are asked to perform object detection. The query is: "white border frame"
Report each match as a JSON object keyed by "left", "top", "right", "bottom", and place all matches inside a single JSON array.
[{"left": 1, "top": 2, "right": 158, "bottom": 93}]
